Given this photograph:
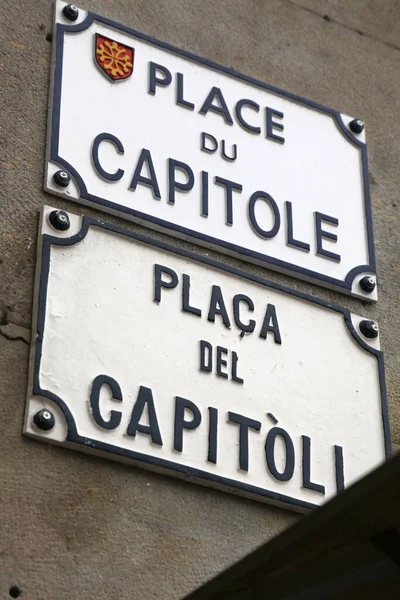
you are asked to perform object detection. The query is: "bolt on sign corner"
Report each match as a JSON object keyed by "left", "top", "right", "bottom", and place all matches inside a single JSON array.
[
  {"left": 24, "top": 206, "right": 390, "bottom": 512},
  {"left": 45, "top": 1, "right": 377, "bottom": 301}
]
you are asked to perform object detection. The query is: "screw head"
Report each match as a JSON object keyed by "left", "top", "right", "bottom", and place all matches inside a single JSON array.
[
  {"left": 359, "top": 275, "right": 376, "bottom": 293},
  {"left": 53, "top": 170, "right": 71, "bottom": 188},
  {"left": 63, "top": 4, "right": 79, "bottom": 21},
  {"left": 33, "top": 409, "right": 55, "bottom": 431},
  {"left": 359, "top": 319, "right": 379, "bottom": 339},
  {"left": 349, "top": 118, "right": 365, "bottom": 134},
  {"left": 49, "top": 209, "right": 71, "bottom": 231}
]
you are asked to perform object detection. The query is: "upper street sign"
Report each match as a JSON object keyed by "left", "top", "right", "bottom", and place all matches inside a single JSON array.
[
  {"left": 24, "top": 206, "right": 389, "bottom": 512},
  {"left": 45, "top": 2, "right": 377, "bottom": 300}
]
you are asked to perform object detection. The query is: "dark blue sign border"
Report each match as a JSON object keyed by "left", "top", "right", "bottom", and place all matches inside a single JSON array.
[
  {"left": 31, "top": 212, "right": 390, "bottom": 513},
  {"left": 48, "top": 6, "right": 376, "bottom": 297}
]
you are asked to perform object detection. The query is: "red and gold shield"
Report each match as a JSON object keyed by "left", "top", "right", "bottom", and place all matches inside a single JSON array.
[{"left": 95, "top": 34, "right": 134, "bottom": 81}]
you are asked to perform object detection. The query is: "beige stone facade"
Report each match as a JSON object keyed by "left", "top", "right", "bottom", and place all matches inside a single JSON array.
[{"left": 1, "top": 1, "right": 399, "bottom": 598}]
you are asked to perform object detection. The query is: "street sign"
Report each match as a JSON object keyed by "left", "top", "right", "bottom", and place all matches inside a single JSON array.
[
  {"left": 45, "top": 1, "right": 377, "bottom": 300},
  {"left": 24, "top": 206, "right": 390, "bottom": 512}
]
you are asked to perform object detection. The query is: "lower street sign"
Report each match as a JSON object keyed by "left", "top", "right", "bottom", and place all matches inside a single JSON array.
[{"left": 24, "top": 206, "right": 390, "bottom": 512}]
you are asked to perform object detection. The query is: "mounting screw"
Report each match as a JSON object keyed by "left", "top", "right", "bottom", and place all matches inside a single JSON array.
[
  {"left": 49, "top": 209, "right": 70, "bottom": 231},
  {"left": 33, "top": 409, "right": 55, "bottom": 431},
  {"left": 349, "top": 118, "right": 365, "bottom": 134},
  {"left": 53, "top": 170, "right": 71, "bottom": 188},
  {"left": 359, "top": 275, "right": 376, "bottom": 293},
  {"left": 63, "top": 4, "right": 79, "bottom": 21},
  {"left": 359, "top": 320, "right": 379, "bottom": 339},
  {"left": 9, "top": 586, "right": 22, "bottom": 599}
]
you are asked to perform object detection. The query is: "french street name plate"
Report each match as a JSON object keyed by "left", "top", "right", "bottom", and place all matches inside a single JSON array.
[
  {"left": 45, "top": 1, "right": 377, "bottom": 301},
  {"left": 24, "top": 206, "right": 390, "bottom": 512}
]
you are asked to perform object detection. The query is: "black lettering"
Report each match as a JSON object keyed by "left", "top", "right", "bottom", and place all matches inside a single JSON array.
[
  {"left": 149, "top": 61, "right": 172, "bottom": 95},
  {"left": 201, "top": 170, "right": 209, "bottom": 217},
  {"left": 221, "top": 140, "right": 237, "bottom": 162},
  {"left": 214, "top": 176, "right": 243, "bottom": 226},
  {"left": 208, "top": 407, "right": 218, "bottom": 464},
  {"left": 315, "top": 212, "right": 341, "bottom": 262},
  {"left": 216, "top": 346, "right": 229, "bottom": 379},
  {"left": 231, "top": 352, "right": 244, "bottom": 384},
  {"left": 208, "top": 285, "right": 231, "bottom": 329},
  {"left": 259, "top": 304, "right": 282, "bottom": 344},
  {"left": 174, "top": 396, "right": 202, "bottom": 452},
  {"left": 302, "top": 435, "right": 325, "bottom": 494},
  {"left": 235, "top": 99, "right": 261, "bottom": 134},
  {"left": 182, "top": 273, "right": 201, "bottom": 316},
  {"left": 90, "top": 374, "right": 122, "bottom": 430},
  {"left": 266, "top": 107, "right": 285, "bottom": 143},
  {"left": 248, "top": 191, "right": 281, "bottom": 239},
  {"left": 126, "top": 386, "right": 163, "bottom": 445},
  {"left": 201, "top": 132, "right": 218, "bottom": 154},
  {"left": 92, "top": 133, "right": 125, "bottom": 182},
  {"left": 286, "top": 201, "right": 310, "bottom": 252},
  {"left": 233, "top": 294, "right": 256, "bottom": 334},
  {"left": 154, "top": 264, "right": 179, "bottom": 303},
  {"left": 168, "top": 158, "right": 194, "bottom": 205},
  {"left": 199, "top": 87, "right": 234, "bottom": 125},
  {"left": 129, "top": 148, "right": 161, "bottom": 199},
  {"left": 176, "top": 72, "right": 195, "bottom": 110},
  {"left": 228, "top": 412, "right": 261, "bottom": 472},
  {"left": 334, "top": 445, "right": 345, "bottom": 492},
  {"left": 200, "top": 340, "right": 213, "bottom": 373},
  {"left": 265, "top": 426, "right": 295, "bottom": 481}
]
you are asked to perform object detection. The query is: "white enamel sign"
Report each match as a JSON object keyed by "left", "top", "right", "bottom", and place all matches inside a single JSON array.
[
  {"left": 45, "top": 1, "right": 377, "bottom": 300},
  {"left": 24, "top": 206, "right": 389, "bottom": 512}
]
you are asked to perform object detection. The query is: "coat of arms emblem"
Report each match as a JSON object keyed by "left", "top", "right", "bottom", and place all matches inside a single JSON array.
[{"left": 95, "top": 34, "right": 134, "bottom": 81}]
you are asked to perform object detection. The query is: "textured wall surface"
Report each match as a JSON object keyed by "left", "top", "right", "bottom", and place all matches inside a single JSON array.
[{"left": 1, "top": 0, "right": 400, "bottom": 598}]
